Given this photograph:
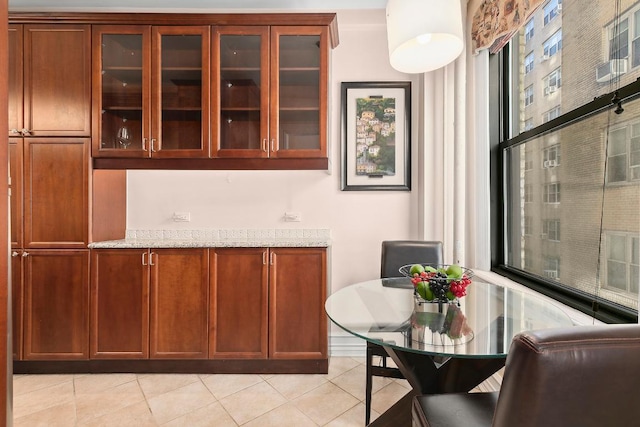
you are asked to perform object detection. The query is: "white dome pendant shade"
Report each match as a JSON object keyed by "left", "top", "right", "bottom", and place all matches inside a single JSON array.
[{"left": 386, "top": 0, "right": 464, "bottom": 73}]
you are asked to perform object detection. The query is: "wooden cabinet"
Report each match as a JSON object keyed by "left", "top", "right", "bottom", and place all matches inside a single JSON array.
[
  {"left": 212, "top": 25, "right": 329, "bottom": 160},
  {"left": 92, "top": 25, "right": 211, "bottom": 159},
  {"left": 269, "top": 247, "right": 327, "bottom": 359},
  {"left": 90, "top": 248, "right": 209, "bottom": 359},
  {"left": 11, "top": 251, "right": 24, "bottom": 360},
  {"left": 22, "top": 250, "right": 90, "bottom": 360},
  {"left": 210, "top": 248, "right": 269, "bottom": 359},
  {"left": 8, "top": 24, "right": 91, "bottom": 137},
  {"left": 210, "top": 247, "right": 327, "bottom": 360},
  {"left": 10, "top": 138, "right": 89, "bottom": 249}
]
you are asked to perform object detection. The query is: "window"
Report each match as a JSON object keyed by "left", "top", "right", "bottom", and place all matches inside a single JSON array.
[
  {"left": 544, "top": 182, "right": 560, "bottom": 203},
  {"left": 543, "top": 219, "right": 561, "bottom": 241},
  {"left": 543, "top": 0, "right": 562, "bottom": 26},
  {"left": 609, "top": 18, "right": 629, "bottom": 61},
  {"left": 543, "top": 144, "right": 561, "bottom": 167},
  {"left": 543, "top": 30, "right": 563, "bottom": 58},
  {"left": 542, "top": 106, "right": 561, "bottom": 123},
  {"left": 544, "top": 68, "right": 562, "bottom": 95},
  {"left": 607, "top": 122, "right": 640, "bottom": 183},
  {"left": 525, "top": 52, "right": 534, "bottom": 74},
  {"left": 525, "top": 18, "right": 535, "bottom": 42},
  {"left": 493, "top": 0, "right": 639, "bottom": 322},
  {"left": 525, "top": 85, "right": 534, "bottom": 106},
  {"left": 606, "top": 233, "right": 640, "bottom": 294}
]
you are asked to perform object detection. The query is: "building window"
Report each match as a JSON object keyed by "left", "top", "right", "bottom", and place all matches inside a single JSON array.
[
  {"left": 544, "top": 182, "right": 560, "bottom": 203},
  {"left": 609, "top": 17, "right": 629, "bottom": 60},
  {"left": 543, "top": 106, "right": 561, "bottom": 123},
  {"left": 524, "top": 149, "right": 533, "bottom": 170},
  {"left": 525, "top": 52, "right": 534, "bottom": 74},
  {"left": 543, "top": 219, "right": 561, "bottom": 241},
  {"left": 543, "top": 144, "right": 561, "bottom": 168},
  {"left": 544, "top": 68, "right": 562, "bottom": 95},
  {"left": 524, "top": 118, "right": 534, "bottom": 131},
  {"left": 606, "top": 233, "right": 640, "bottom": 294},
  {"left": 524, "top": 184, "right": 533, "bottom": 202},
  {"left": 543, "top": 257, "right": 560, "bottom": 279},
  {"left": 633, "top": 9, "right": 640, "bottom": 67},
  {"left": 607, "top": 123, "right": 640, "bottom": 183},
  {"left": 524, "top": 216, "right": 532, "bottom": 235},
  {"left": 543, "top": 29, "right": 563, "bottom": 58},
  {"left": 543, "top": 0, "right": 562, "bottom": 26},
  {"left": 525, "top": 85, "right": 534, "bottom": 106},
  {"left": 525, "top": 18, "right": 535, "bottom": 42}
]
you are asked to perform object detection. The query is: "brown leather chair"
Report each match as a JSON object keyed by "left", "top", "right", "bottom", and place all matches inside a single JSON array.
[
  {"left": 412, "top": 324, "right": 640, "bottom": 427},
  {"left": 366, "top": 240, "right": 443, "bottom": 425}
]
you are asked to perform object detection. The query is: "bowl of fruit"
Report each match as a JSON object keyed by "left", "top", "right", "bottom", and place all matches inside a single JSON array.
[{"left": 399, "top": 264, "right": 474, "bottom": 306}]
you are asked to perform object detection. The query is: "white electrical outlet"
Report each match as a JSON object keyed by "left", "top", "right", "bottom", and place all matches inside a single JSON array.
[
  {"left": 173, "top": 212, "right": 191, "bottom": 222},
  {"left": 284, "top": 212, "right": 302, "bottom": 222}
]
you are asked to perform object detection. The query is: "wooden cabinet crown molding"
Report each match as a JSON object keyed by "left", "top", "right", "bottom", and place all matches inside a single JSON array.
[{"left": 8, "top": 12, "right": 340, "bottom": 48}]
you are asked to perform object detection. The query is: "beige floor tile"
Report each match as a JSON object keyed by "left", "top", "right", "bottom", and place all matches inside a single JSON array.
[
  {"left": 13, "top": 380, "right": 75, "bottom": 419},
  {"left": 138, "top": 374, "right": 201, "bottom": 399},
  {"left": 200, "top": 374, "right": 264, "bottom": 400},
  {"left": 292, "top": 382, "right": 359, "bottom": 426},
  {"left": 243, "top": 402, "right": 317, "bottom": 427},
  {"left": 370, "top": 381, "right": 409, "bottom": 416},
  {"left": 13, "top": 401, "right": 76, "bottom": 427},
  {"left": 77, "top": 400, "right": 157, "bottom": 427},
  {"left": 326, "top": 356, "right": 362, "bottom": 380},
  {"left": 147, "top": 380, "right": 216, "bottom": 425},
  {"left": 266, "top": 373, "right": 328, "bottom": 400},
  {"left": 161, "top": 401, "right": 237, "bottom": 427},
  {"left": 75, "top": 378, "right": 147, "bottom": 424},
  {"left": 324, "top": 402, "right": 378, "bottom": 427},
  {"left": 218, "top": 381, "right": 287, "bottom": 425},
  {"left": 74, "top": 373, "right": 138, "bottom": 394},
  {"left": 13, "top": 374, "right": 73, "bottom": 396},
  {"left": 330, "top": 365, "right": 391, "bottom": 401}
]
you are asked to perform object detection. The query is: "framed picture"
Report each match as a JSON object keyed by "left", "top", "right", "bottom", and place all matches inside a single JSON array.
[{"left": 341, "top": 81, "right": 411, "bottom": 191}]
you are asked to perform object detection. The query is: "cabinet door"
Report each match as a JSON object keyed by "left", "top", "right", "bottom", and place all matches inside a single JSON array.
[
  {"left": 8, "top": 25, "right": 23, "bottom": 137},
  {"left": 11, "top": 251, "right": 24, "bottom": 360},
  {"left": 210, "top": 248, "right": 268, "bottom": 359},
  {"left": 23, "top": 250, "right": 90, "bottom": 360},
  {"left": 269, "top": 248, "right": 327, "bottom": 359},
  {"left": 92, "top": 25, "right": 151, "bottom": 158},
  {"left": 151, "top": 26, "right": 210, "bottom": 159},
  {"left": 23, "top": 25, "right": 91, "bottom": 136},
  {"left": 90, "top": 249, "right": 149, "bottom": 359},
  {"left": 9, "top": 138, "right": 22, "bottom": 249},
  {"left": 269, "top": 26, "right": 328, "bottom": 159},
  {"left": 150, "top": 249, "right": 209, "bottom": 358},
  {"left": 24, "top": 138, "right": 89, "bottom": 248},
  {"left": 212, "top": 26, "right": 270, "bottom": 158}
]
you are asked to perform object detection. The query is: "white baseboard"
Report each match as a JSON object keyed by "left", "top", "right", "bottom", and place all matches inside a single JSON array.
[{"left": 328, "top": 334, "right": 366, "bottom": 357}]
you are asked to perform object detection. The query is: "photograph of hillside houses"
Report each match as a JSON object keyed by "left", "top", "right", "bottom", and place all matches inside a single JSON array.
[{"left": 355, "top": 96, "right": 397, "bottom": 176}]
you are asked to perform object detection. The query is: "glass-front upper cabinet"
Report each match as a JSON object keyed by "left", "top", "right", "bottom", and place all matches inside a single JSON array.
[
  {"left": 270, "top": 26, "right": 328, "bottom": 159},
  {"left": 92, "top": 25, "right": 210, "bottom": 158},
  {"left": 212, "top": 26, "right": 328, "bottom": 159}
]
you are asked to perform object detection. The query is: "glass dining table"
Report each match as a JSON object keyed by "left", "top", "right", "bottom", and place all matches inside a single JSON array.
[{"left": 325, "top": 275, "right": 575, "bottom": 426}]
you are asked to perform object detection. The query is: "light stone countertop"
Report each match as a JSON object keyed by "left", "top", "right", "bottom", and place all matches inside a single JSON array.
[{"left": 88, "top": 228, "right": 331, "bottom": 249}]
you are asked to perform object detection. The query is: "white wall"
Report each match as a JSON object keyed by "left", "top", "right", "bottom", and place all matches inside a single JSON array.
[{"left": 127, "top": 10, "right": 424, "bottom": 293}]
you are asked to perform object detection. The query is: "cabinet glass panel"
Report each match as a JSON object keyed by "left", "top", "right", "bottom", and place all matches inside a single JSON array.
[
  {"left": 160, "top": 34, "right": 203, "bottom": 151},
  {"left": 278, "top": 35, "right": 320, "bottom": 151},
  {"left": 219, "top": 35, "right": 262, "bottom": 150},
  {"left": 100, "top": 34, "right": 144, "bottom": 151}
]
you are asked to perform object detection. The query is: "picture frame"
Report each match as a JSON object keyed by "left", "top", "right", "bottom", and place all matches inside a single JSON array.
[{"left": 341, "top": 81, "right": 411, "bottom": 191}]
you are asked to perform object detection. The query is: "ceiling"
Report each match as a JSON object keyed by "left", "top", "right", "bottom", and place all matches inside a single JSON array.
[{"left": 8, "top": 0, "right": 387, "bottom": 12}]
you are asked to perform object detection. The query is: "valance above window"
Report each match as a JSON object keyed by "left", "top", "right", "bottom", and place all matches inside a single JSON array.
[{"left": 471, "top": 0, "right": 544, "bottom": 53}]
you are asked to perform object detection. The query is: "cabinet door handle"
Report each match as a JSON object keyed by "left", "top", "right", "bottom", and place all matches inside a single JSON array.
[
  {"left": 149, "top": 252, "right": 155, "bottom": 266},
  {"left": 262, "top": 139, "right": 268, "bottom": 152},
  {"left": 11, "top": 251, "right": 19, "bottom": 257},
  {"left": 262, "top": 251, "right": 267, "bottom": 265},
  {"left": 270, "top": 139, "right": 277, "bottom": 153},
  {"left": 270, "top": 251, "right": 275, "bottom": 265},
  {"left": 142, "top": 138, "right": 148, "bottom": 151},
  {"left": 21, "top": 129, "right": 31, "bottom": 136},
  {"left": 9, "top": 129, "right": 20, "bottom": 135},
  {"left": 22, "top": 252, "right": 28, "bottom": 257},
  {"left": 151, "top": 139, "right": 157, "bottom": 153},
  {"left": 142, "top": 252, "right": 147, "bottom": 266}
]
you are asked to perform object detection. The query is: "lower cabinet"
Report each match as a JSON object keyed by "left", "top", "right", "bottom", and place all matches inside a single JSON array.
[
  {"left": 90, "top": 248, "right": 209, "bottom": 359},
  {"left": 21, "top": 250, "right": 90, "bottom": 360},
  {"left": 210, "top": 247, "right": 327, "bottom": 360}
]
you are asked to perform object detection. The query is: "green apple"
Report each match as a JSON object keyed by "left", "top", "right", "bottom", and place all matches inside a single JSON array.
[
  {"left": 409, "top": 264, "right": 425, "bottom": 275},
  {"left": 446, "top": 264, "right": 463, "bottom": 279},
  {"left": 417, "top": 282, "right": 434, "bottom": 301},
  {"left": 424, "top": 266, "right": 437, "bottom": 273}
]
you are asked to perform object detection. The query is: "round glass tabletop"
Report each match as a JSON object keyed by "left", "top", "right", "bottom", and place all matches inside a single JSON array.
[{"left": 325, "top": 276, "right": 575, "bottom": 358}]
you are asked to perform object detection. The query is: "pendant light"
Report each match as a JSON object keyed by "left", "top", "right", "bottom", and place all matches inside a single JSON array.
[{"left": 386, "top": 0, "right": 464, "bottom": 73}]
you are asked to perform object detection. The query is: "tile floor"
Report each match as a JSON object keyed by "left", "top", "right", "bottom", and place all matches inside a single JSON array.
[{"left": 12, "top": 357, "right": 502, "bottom": 427}]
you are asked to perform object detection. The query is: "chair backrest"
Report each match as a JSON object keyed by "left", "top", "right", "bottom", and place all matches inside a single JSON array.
[
  {"left": 493, "top": 324, "right": 640, "bottom": 427},
  {"left": 380, "top": 240, "right": 443, "bottom": 278}
]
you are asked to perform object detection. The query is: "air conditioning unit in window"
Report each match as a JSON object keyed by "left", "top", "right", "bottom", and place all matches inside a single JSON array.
[
  {"left": 543, "top": 159, "right": 558, "bottom": 168},
  {"left": 596, "top": 59, "right": 628, "bottom": 83},
  {"left": 544, "top": 85, "right": 558, "bottom": 95},
  {"left": 557, "top": 4, "right": 562, "bottom": 12},
  {"left": 543, "top": 270, "right": 559, "bottom": 279},
  {"left": 540, "top": 54, "right": 550, "bottom": 62}
]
